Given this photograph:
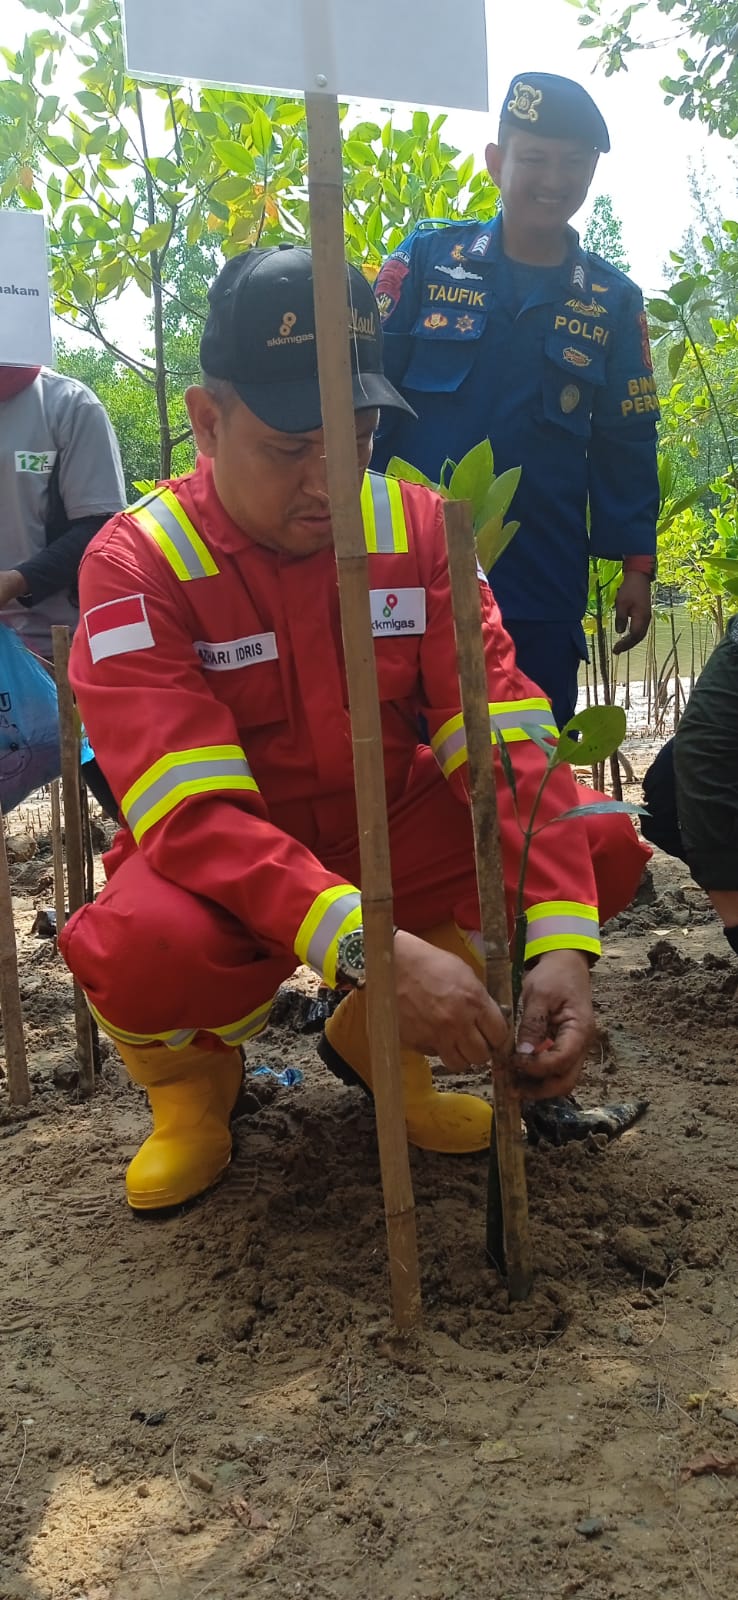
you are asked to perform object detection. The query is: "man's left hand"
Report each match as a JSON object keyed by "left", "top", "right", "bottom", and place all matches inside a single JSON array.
[
  {"left": 612, "top": 571, "right": 652, "bottom": 655},
  {"left": 514, "top": 950, "right": 595, "bottom": 1101}
]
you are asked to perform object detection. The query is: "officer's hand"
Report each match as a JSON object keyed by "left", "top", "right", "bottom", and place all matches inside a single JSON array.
[
  {"left": 393, "top": 930, "right": 508, "bottom": 1072},
  {"left": 514, "top": 950, "right": 595, "bottom": 1100},
  {"left": 0, "top": 570, "right": 28, "bottom": 607},
  {"left": 613, "top": 571, "right": 652, "bottom": 654}
]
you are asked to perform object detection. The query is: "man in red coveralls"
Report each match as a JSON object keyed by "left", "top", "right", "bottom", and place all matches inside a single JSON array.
[{"left": 59, "top": 246, "right": 649, "bottom": 1212}]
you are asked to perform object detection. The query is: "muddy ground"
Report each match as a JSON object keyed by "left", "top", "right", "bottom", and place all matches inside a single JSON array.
[{"left": 2, "top": 785, "right": 738, "bottom": 1600}]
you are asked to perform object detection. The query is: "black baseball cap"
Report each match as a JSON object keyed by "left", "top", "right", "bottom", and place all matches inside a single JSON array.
[
  {"left": 200, "top": 245, "right": 415, "bottom": 433},
  {"left": 500, "top": 73, "right": 610, "bottom": 153}
]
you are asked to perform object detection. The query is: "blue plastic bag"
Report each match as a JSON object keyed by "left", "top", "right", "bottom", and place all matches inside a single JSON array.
[{"left": 0, "top": 624, "right": 62, "bottom": 812}]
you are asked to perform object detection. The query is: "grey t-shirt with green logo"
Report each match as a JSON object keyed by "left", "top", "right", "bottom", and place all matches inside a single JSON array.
[{"left": 0, "top": 368, "right": 126, "bottom": 658}]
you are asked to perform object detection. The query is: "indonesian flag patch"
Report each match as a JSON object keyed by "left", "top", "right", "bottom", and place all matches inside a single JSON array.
[{"left": 84, "top": 594, "right": 155, "bottom": 664}]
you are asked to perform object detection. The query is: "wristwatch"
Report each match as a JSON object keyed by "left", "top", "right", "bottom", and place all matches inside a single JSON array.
[{"left": 335, "top": 927, "right": 366, "bottom": 989}]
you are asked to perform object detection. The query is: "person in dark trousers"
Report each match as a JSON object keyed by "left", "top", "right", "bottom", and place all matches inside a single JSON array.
[
  {"left": 642, "top": 616, "right": 738, "bottom": 951},
  {"left": 371, "top": 72, "right": 659, "bottom": 730},
  {"left": 0, "top": 363, "right": 126, "bottom": 816}
]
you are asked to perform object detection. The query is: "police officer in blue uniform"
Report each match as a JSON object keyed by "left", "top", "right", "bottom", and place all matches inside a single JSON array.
[{"left": 372, "top": 72, "right": 659, "bottom": 728}]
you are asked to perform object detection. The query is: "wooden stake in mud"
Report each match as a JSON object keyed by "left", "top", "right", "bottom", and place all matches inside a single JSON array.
[
  {"left": 306, "top": 91, "right": 421, "bottom": 1332},
  {"left": 444, "top": 501, "right": 533, "bottom": 1302},
  {"left": 50, "top": 779, "right": 66, "bottom": 936},
  {"left": 0, "top": 803, "right": 30, "bottom": 1106},
  {"left": 52, "top": 626, "right": 95, "bottom": 1100}
]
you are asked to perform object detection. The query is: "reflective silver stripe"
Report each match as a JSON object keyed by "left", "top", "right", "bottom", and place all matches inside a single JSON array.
[
  {"left": 147, "top": 496, "right": 212, "bottom": 578},
  {"left": 367, "top": 474, "right": 397, "bottom": 554},
  {"left": 305, "top": 890, "right": 362, "bottom": 972},
  {"left": 526, "top": 915, "right": 600, "bottom": 944},
  {"left": 124, "top": 754, "right": 254, "bottom": 836},
  {"left": 435, "top": 725, "right": 467, "bottom": 769},
  {"left": 489, "top": 710, "right": 557, "bottom": 736},
  {"left": 215, "top": 1000, "right": 274, "bottom": 1045},
  {"left": 135, "top": 495, "right": 215, "bottom": 579},
  {"left": 434, "top": 709, "right": 556, "bottom": 773}
]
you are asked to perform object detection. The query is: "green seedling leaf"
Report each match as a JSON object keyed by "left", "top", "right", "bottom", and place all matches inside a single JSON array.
[
  {"left": 704, "top": 556, "right": 738, "bottom": 575},
  {"left": 476, "top": 466, "right": 522, "bottom": 536},
  {"left": 448, "top": 439, "right": 495, "bottom": 521},
  {"left": 475, "top": 516, "right": 519, "bottom": 574},
  {"left": 647, "top": 297, "right": 680, "bottom": 323},
  {"left": 551, "top": 704, "right": 626, "bottom": 767},
  {"left": 667, "top": 275, "right": 698, "bottom": 307},
  {"left": 384, "top": 456, "right": 436, "bottom": 490},
  {"left": 668, "top": 338, "right": 686, "bottom": 380}
]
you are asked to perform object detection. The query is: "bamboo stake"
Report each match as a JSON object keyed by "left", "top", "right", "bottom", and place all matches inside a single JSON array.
[
  {"left": 50, "top": 779, "right": 66, "bottom": 936},
  {"left": 52, "top": 627, "right": 95, "bottom": 1100},
  {"left": 306, "top": 92, "right": 421, "bottom": 1331},
  {"left": 0, "top": 805, "right": 30, "bottom": 1106},
  {"left": 444, "top": 500, "right": 533, "bottom": 1302}
]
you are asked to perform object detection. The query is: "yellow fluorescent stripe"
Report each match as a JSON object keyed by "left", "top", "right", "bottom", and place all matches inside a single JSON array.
[
  {"left": 294, "top": 884, "right": 359, "bottom": 966},
  {"left": 525, "top": 933, "right": 601, "bottom": 959},
  {"left": 488, "top": 697, "right": 551, "bottom": 715},
  {"left": 159, "top": 489, "right": 219, "bottom": 576},
  {"left": 122, "top": 744, "right": 248, "bottom": 813},
  {"left": 432, "top": 701, "right": 554, "bottom": 755},
  {"left": 134, "top": 503, "right": 191, "bottom": 581},
  {"left": 386, "top": 476, "right": 409, "bottom": 552},
  {"left": 526, "top": 900, "right": 599, "bottom": 924},
  {"left": 360, "top": 474, "right": 377, "bottom": 553},
  {"left": 132, "top": 774, "right": 257, "bottom": 843},
  {"left": 87, "top": 1000, "right": 195, "bottom": 1048},
  {"left": 431, "top": 712, "right": 464, "bottom": 752},
  {"left": 440, "top": 748, "right": 468, "bottom": 778}
]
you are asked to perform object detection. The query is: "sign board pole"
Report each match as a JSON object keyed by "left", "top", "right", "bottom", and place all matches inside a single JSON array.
[
  {"left": 444, "top": 501, "right": 533, "bottom": 1302},
  {"left": 306, "top": 92, "right": 421, "bottom": 1331}
]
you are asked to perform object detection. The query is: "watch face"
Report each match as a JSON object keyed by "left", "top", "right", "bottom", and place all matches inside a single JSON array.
[{"left": 340, "top": 929, "right": 365, "bottom": 974}]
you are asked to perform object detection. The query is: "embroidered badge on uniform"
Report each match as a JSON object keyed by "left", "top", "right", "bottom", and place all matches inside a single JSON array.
[
  {"left": 436, "top": 264, "right": 483, "bottom": 283},
  {"left": 560, "top": 384, "right": 581, "bottom": 414},
  {"left": 563, "top": 347, "right": 592, "bottom": 369},
  {"left": 424, "top": 313, "right": 449, "bottom": 330},
  {"left": 566, "top": 298, "right": 607, "bottom": 318},
  {"left": 456, "top": 315, "right": 475, "bottom": 333},
  {"left": 570, "top": 263, "right": 586, "bottom": 291},
  {"left": 450, "top": 243, "right": 465, "bottom": 262},
  {"left": 373, "top": 257, "right": 410, "bottom": 319},
  {"left": 469, "top": 232, "right": 492, "bottom": 257},
  {"left": 84, "top": 595, "right": 155, "bottom": 664},
  {"left": 507, "top": 81, "right": 543, "bottom": 123},
  {"left": 639, "top": 311, "right": 654, "bottom": 373}
]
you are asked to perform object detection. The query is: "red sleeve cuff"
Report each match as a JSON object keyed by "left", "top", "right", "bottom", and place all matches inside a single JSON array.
[{"left": 623, "top": 555, "right": 656, "bottom": 577}]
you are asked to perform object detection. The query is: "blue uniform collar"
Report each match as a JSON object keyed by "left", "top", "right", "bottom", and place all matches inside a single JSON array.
[{"left": 461, "top": 216, "right": 592, "bottom": 300}]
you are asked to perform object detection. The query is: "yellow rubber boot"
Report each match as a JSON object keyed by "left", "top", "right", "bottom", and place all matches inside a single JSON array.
[
  {"left": 117, "top": 1041, "right": 243, "bottom": 1211},
  {"left": 319, "top": 922, "right": 492, "bottom": 1154}
]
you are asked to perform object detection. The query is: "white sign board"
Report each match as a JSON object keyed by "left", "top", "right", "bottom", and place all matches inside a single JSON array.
[
  {"left": 0, "top": 213, "right": 53, "bottom": 368},
  {"left": 122, "top": 0, "right": 488, "bottom": 113}
]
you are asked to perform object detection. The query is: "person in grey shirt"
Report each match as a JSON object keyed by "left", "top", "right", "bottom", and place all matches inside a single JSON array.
[
  {"left": 0, "top": 362, "right": 126, "bottom": 816},
  {"left": 0, "top": 363, "right": 126, "bottom": 662}
]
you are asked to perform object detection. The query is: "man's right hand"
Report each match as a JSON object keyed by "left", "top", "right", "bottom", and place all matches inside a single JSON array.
[{"left": 392, "top": 929, "right": 508, "bottom": 1073}]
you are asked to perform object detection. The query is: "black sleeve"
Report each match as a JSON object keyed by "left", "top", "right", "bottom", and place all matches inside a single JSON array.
[
  {"left": 673, "top": 617, "right": 738, "bottom": 889},
  {"left": 15, "top": 514, "right": 110, "bottom": 607}
]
